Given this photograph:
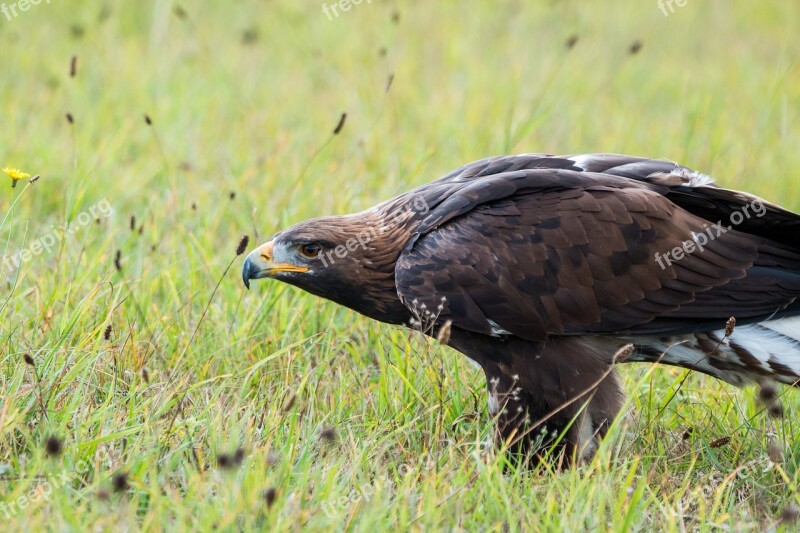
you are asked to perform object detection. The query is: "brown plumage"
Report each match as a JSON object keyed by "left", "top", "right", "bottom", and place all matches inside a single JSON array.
[{"left": 243, "top": 153, "right": 800, "bottom": 464}]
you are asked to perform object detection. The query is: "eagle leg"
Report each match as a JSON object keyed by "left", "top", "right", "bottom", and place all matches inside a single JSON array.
[{"left": 449, "top": 330, "right": 624, "bottom": 467}]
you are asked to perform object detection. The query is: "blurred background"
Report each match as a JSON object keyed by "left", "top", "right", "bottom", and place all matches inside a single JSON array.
[{"left": 2, "top": 2, "right": 798, "bottom": 231}]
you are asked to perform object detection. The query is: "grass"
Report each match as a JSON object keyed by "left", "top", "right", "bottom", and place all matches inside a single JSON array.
[{"left": 1, "top": 0, "right": 800, "bottom": 530}]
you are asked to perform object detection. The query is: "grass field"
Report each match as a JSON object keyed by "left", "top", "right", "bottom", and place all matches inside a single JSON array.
[{"left": 1, "top": 1, "right": 800, "bottom": 531}]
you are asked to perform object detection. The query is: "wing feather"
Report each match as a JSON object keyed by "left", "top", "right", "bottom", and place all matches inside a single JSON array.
[{"left": 395, "top": 169, "right": 800, "bottom": 339}]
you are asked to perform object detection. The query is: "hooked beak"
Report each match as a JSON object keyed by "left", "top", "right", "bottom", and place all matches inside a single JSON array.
[{"left": 242, "top": 240, "right": 309, "bottom": 289}]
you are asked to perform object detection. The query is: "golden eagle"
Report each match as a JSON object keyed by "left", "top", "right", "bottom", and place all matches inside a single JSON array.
[{"left": 242, "top": 154, "right": 800, "bottom": 463}]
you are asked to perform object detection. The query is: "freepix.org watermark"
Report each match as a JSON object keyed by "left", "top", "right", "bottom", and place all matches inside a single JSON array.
[
  {"left": 654, "top": 198, "right": 766, "bottom": 270},
  {"left": 321, "top": 0, "right": 371, "bottom": 21},
  {"left": 657, "top": 0, "right": 688, "bottom": 17},
  {"left": 0, "top": 457, "right": 95, "bottom": 519},
  {"left": 0, "top": 467, "right": 73, "bottom": 519},
  {"left": 319, "top": 196, "right": 429, "bottom": 267},
  {"left": 320, "top": 441, "right": 488, "bottom": 517},
  {"left": 1, "top": 0, "right": 51, "bottom": 21},
  {"left": 2, "top": 199, "right": 113, "bottom": 274}
]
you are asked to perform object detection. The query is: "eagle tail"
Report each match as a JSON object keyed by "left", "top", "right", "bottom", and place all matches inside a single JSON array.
[{"left": 632, "top": 316, "right": 800, "bottom": 386}]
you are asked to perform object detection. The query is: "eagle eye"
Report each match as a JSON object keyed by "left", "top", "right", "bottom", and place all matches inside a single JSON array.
[{"left": 298, "top": 243, "right": 322, "bottom": 259}]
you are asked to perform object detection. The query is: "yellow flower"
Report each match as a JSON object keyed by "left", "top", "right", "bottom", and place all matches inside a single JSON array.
[{"left": 3, "top": 166, "right": 30, "bottom": 187}]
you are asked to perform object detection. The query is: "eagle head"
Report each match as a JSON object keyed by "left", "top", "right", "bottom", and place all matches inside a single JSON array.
[{"left": 241, "top": 212, "right": 413, "bottom": 323}]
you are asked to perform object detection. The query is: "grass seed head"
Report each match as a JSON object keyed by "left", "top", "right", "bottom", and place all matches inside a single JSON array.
[
  {"left": 236, "top": 235, "right": 250, "bottom": 256},
  {"left": 724, "top": 316, "right": 736, "bottom": 337},
  {"left": 319, "top": 427, "right": 337, "bottom": 444},
  {"left": 263, "top": 487, "right": 278, "bottom": 508},
  {"left": 333, "top": 112, "right": 347, "bottom": 135},
  {"left": 709, "top": 436, "right": 731, "bottom": 448},
  {"left": 45, "top": 435, "right": 64, "bottom": 457},
  {"left": 282, "top": 392, "right": 296, "bottom": 413},
  {"left": 241, "top": 28, "right": 259, "bottom": 45},
  {"left": 112, "top": 473, "right": 130, "bottom": 493},
  {"left": 758, "top": 381, "right": 777, "bottom": 403},
  {"left": 233, "top": 448, "right": 245, "bottom": 465},
  {"left": 436, "top": 320, "right": 452, "bottom": 345},
  {"left": 217, "top": 454, "right": 231, "bottom": 469},
  {"left": 767, "top": 439, "right": 784, "bottom": 463},
  {"left": 217, "top": 450, "right": 245, "bottom": 470},
  {"left": 173, "top": 5, "right": 187, "bottom": 19},
  {"left": 781, "top": 505, "right": 800, "bottom": 525},
  {"left": 565, "top": 34, "right": 579, "bottom": 49},
  {"left": 613, "top": 344, "right": 635, "bottom": 363}
]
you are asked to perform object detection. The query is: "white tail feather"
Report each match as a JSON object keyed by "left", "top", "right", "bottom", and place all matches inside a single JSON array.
[{"left": 631, "top": 316, "right": 800, "bottom": 386}]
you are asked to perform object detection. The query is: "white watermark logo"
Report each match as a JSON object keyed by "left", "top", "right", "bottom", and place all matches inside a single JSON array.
[
  {"left": 321, "top": 0, "right": 372, "bottom": 21},
  {"left": 658, "top": 0, "right": 689, "bottom": 17},
  {"left": 1, "top": 0, "right": 51, "bottom": 21},
  {"left": 654, "top": 198, "right": 766, "bottom": 270},
  {"left": 0, "top": 455, "right": 98, "bottom": 519},
  {"left": 319, "top": 196, "right": 429, "bottom": 268},
  {"left": 2, "top": 198, "right": 113, "bottom": 274},
  {"left": 320, "top": 442, "right": 488, "bottom": 517}
]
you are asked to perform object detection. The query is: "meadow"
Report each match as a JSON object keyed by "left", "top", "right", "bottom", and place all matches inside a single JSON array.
[{"left": 1, "top": 1, "right": 800, "bottom": 530}]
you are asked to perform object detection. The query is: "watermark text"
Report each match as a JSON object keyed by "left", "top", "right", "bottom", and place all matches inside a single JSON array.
[
  {"left": 654, "top": 198, "right": 766, "bottom": 270},
  {"left": 322, "top": 0, "right": 372, "bottom": 21}
]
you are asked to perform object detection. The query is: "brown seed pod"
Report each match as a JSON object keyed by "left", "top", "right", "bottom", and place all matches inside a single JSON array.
[
  {"left": 768, "top": 402, "right": 784, "bottom": 419},
  {"left": 565, "top": 34, "right": 579, "bottom": 50},
  {"left": 263, "top": 487, "right": 278, "bottom": 508},
  {"left": 781, "top": 505, "right": 800, "bottom": 525},
  {"left": 724, "top": 316, "right": 736, "bottom": 337},
  {"left": 236, "top": 235, "right": 250, "bottom": 256},
  {"left": 45, "top": 435, "right": 64, "bottom": 457},
  {"left": 112, "top": 473, "right": 129, "bottom": 493},
  {"left": 436, "top": 320, "right": 452, "bottom": 345},
  {"left": 709, "top": 436, "right": 731, "bottom": 448},
  {"left": 319, "top": 427, "right": 337, "bottom": 444},
  {"left": 758, "top": 381, "right": 777, "bottom": 403},
  {"left": 333, "top": 113, "right": 347, "bottom": 135}
]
